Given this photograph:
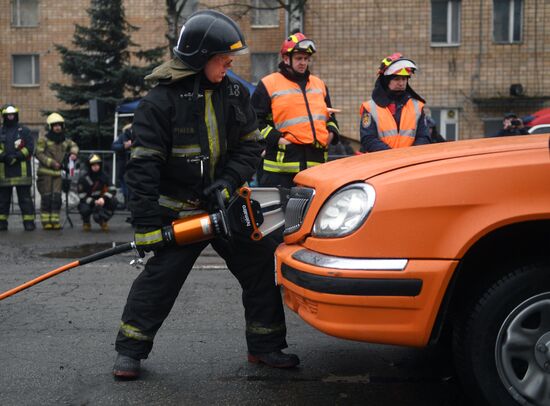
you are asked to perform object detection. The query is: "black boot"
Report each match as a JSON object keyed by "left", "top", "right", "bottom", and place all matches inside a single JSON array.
[
  {"left": 248, "top": 350, "right": 300, "bottom": 368},
  {"left": 113, "top": 353, "right": 141, "bottom": 379},
  {"left": 23, "top": 221, "right": 36, "bottom": 231},
  {"left": 0, "top": 220, "right": 7, "bottom": 231}
]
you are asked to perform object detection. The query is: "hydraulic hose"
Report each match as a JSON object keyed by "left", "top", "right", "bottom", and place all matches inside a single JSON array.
[{"left": 0, "top": 242, "right": 134, "bottom": 301}]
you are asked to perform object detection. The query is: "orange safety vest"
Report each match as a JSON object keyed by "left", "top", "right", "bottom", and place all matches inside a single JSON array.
[
  {"left": 261, "top": 72, "right": 330, "bottom": 146},
  {"left": 360, "top": 98, "right": 424, "bottom": 149}
]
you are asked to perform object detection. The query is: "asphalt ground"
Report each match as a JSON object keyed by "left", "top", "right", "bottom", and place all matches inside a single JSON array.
[{"left": 0, "top": 213, "right": 468, "bottom": 406}]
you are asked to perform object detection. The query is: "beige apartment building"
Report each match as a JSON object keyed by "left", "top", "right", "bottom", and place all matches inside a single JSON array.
[{"left": 1, "top": 0, "right": 549, "bottom": 143}]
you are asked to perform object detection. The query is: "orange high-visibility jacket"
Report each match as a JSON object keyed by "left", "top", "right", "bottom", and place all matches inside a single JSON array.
[
  {"left": 360, "top": 98, "right": 424, "bottom": 149},
  {"left": 261, "top": 72, "right": 330, "bottom": 146}
]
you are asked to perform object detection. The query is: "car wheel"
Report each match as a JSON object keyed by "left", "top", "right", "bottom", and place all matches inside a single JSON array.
[{"left": 453, "top": 262, "right": 550, "bottom": 406}]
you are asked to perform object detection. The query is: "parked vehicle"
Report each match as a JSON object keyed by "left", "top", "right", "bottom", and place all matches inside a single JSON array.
[
  {"left": 529, "top": 124, "right": 550, "bottom": 135},
  {"left": 276, "top": 135, "right": 550, "bottom": 406}
]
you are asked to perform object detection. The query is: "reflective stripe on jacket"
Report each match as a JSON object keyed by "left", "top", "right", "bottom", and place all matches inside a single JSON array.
[
  {"left": 261, "top": 72, "right": 329, "bottom": 146},
  {"left": 360, "top": 98, "right": 424, "bottom": 149},
  {"left": 0, "top": 124, "right": 34, "bottom": 186}
]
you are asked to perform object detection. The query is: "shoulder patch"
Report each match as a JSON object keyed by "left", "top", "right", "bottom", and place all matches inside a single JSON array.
[{"left": 361, "top": 111, "right": 371, "bottom": 129}]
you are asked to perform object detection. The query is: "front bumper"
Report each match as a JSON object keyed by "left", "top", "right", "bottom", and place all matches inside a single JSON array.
[{"left": 276, "top": 244, "right": 458, "bottom": 347}]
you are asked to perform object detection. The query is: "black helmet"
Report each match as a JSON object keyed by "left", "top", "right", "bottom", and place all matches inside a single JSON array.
[{"left": 173, "top": 10, "right": 248, "bottom": 71}]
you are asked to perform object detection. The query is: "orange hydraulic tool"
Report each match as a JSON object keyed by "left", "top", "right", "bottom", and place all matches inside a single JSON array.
[{"left": 0, "top": 187, "right": 287, "bottom": 301}]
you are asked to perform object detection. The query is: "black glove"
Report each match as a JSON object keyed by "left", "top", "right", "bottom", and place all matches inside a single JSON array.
[
  {"left": 203, "top": 179, "right": 233, "bottom": 203},
  {"left": 134, "top": 226, "right": 165, "bottom": 255}
]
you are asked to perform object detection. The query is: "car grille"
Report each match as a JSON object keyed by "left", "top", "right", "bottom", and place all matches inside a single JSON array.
[{"left": 283, "top": 187, "right": 315, "bottom": 235}]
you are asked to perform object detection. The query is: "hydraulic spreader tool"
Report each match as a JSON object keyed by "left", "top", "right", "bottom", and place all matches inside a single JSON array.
[{"left": 0, "top": 187, "right": 288, "bottom": 301}]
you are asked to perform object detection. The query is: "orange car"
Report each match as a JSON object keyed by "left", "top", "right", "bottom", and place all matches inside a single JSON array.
[{"left": 275, "top": 134, "right": 550, "bottom": 406}]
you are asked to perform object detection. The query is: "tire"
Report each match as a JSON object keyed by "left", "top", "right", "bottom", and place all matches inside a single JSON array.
[{"left": 453, "top": 261, "right": 550, "bottom": 406}]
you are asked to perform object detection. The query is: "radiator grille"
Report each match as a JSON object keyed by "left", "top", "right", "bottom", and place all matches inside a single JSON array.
[{"left": 283, "top": 187, "right": 315, "bottom": 235}]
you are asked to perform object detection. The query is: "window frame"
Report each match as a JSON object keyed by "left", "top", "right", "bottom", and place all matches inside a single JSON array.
[
  {"left": 11, "top": 0, "right": 39, "bottom": 28},
  {"left": 430, "top": 0, "right": 461, "bottom": 47},
  {"left": 251, "top": 52, "right": 279, "bottom": 84},
  {"left": 12, "top": 54, "right": 40, "bottom": 87},
  {"left": 493, "top": 0, "right": 523, "bottom": 44},
  {"left": 429, "top": 108, "right": 459, "bottom": 141},
  {"left": 251, "top": 0, "right": 280, "bottom": 28}
]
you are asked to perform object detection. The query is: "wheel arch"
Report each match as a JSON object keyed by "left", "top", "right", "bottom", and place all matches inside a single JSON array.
[{"left": 429, "top": 219, "right": 550, "bottom": 345}]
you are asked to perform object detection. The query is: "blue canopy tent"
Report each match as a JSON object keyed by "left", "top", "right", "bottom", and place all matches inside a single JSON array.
[{"left": 116, "top": 99, "right": 141, "bottom": 114}]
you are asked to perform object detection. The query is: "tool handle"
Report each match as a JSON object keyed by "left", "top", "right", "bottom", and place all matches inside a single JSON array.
[{"left": 79, "top": 242, "right": 134, "bottom": 265}]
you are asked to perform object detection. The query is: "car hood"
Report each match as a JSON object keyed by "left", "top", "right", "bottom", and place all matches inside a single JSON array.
[{"left": 294, "top": 135, "right": 549, "bottom": 189}]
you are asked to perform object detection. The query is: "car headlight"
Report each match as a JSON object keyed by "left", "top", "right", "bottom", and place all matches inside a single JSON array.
[{"left": 312, "top": 183, "right": 375, "bottom": 238}]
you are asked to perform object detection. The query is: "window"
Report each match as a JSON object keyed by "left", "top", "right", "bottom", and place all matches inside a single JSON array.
[
  {"left": 12, "top": 0, "right": 39, "bottom": 27},
  {"left": 251, "top": 53, "right": 278, "bottom": 84},
  {"left": 177, "top": 0, "right": 198, "bottom": 22},
  {"left": 251, "top": 0, "right": 279, "bottom": 27},
  {"left": 12, "top": 55, "right": 40, "bottom": 86},
  {"left": 429, "top": 108, "right": 459, "bottom": 141},
  {"left": 493, "top": 0, "right": 523, "bottom": 43},
  {"left": 431, "top": 0, "right": 461, "bottom": 45}
]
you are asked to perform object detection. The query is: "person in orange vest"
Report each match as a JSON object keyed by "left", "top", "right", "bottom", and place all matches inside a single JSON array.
[
  {"left": 359, "top": 53, "right": 430, "bottom": 152},
  {"left": 251, "top": 32, "right": 340, "bottom": 188}
]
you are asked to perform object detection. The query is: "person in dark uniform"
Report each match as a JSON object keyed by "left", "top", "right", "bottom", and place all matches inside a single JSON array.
[
  {"left": 77, "top": 154, "right": 117, "bottom": 232},
  {"left": 112, "top": 10, "right": 299, "bottom": 379},
  {"left": 0, "top": 105, "right": 35, "bottom": 231},
  {"left": 111, "top": 123, "right": 133, "bottom": 208}
]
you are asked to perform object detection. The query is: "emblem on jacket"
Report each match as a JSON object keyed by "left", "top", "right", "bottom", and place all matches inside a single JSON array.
[
  {"left": 181, "top": 92, "right": 204, "bottom": 100},
  {"left": 361, "top": 111, "right": 371, "bottom": 129}
]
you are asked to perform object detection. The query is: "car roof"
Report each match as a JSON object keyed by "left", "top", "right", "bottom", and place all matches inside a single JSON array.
[{"left": 528, "top": 124, "right": 550, "bottom": 135}]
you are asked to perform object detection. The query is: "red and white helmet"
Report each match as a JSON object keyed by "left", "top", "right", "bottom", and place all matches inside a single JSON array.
[
  {"left": 378, "top": 53, "right": 417, "bottom": 76},
  {"left": 280, "top": 32, "right": 316, "bottom": 57}
]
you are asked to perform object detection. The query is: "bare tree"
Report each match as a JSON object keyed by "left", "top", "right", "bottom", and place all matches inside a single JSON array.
[
  {"left": 209, "top": 0, "right": 306, "bottom": 19},
  {"left": 165, "top": 0, "right": 309, "bottom": 51},
  {"left": 165, "top": 0, "right": 198, "bottom": 51}
]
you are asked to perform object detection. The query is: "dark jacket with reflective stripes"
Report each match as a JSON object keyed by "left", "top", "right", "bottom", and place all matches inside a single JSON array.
[
  {"left": 126, "top": 72, "right": 262, "bottom": 228},
  {"left": 77, "top": 170, "right": 116, "bottom": 206},
  {"left": 0, "top": 122, "right": 34, "bottom": 186}
]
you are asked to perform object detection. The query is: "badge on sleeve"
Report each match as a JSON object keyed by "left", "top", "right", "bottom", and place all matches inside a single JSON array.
[{"left": 361, "top": 111, "right": 371, "bottom": 129}]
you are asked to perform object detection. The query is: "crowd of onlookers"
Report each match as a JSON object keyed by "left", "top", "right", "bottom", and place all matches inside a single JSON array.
[{"left": 0, "top": 105, "right": 119, "bottom": 232}]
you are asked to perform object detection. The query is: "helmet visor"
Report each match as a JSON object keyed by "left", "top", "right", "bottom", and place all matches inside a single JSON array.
[
  {"left": 384, "top": 59, "right": 417, "bottom": 76},
  {"left": 294, "top": 39, "right": 316, "bottom": 54}
]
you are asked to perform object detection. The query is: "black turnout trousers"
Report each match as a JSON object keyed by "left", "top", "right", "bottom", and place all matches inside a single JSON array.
[
  {"left": 115, "top": 232, "right": 287, "bottom": 360},
  {"left": 0, "top": 185, "right": 34, "bottom": 217}
]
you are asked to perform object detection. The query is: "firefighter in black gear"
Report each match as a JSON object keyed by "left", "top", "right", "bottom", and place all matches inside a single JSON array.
[
  {"left": 113, "top": 10, "right": 299, "bottom": 380},
  {"left": 77, "top": 154, "right": 117, "bottom": 232},
  {"left": 0, "top": 105, "right": 35, "bottom": 231}
]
